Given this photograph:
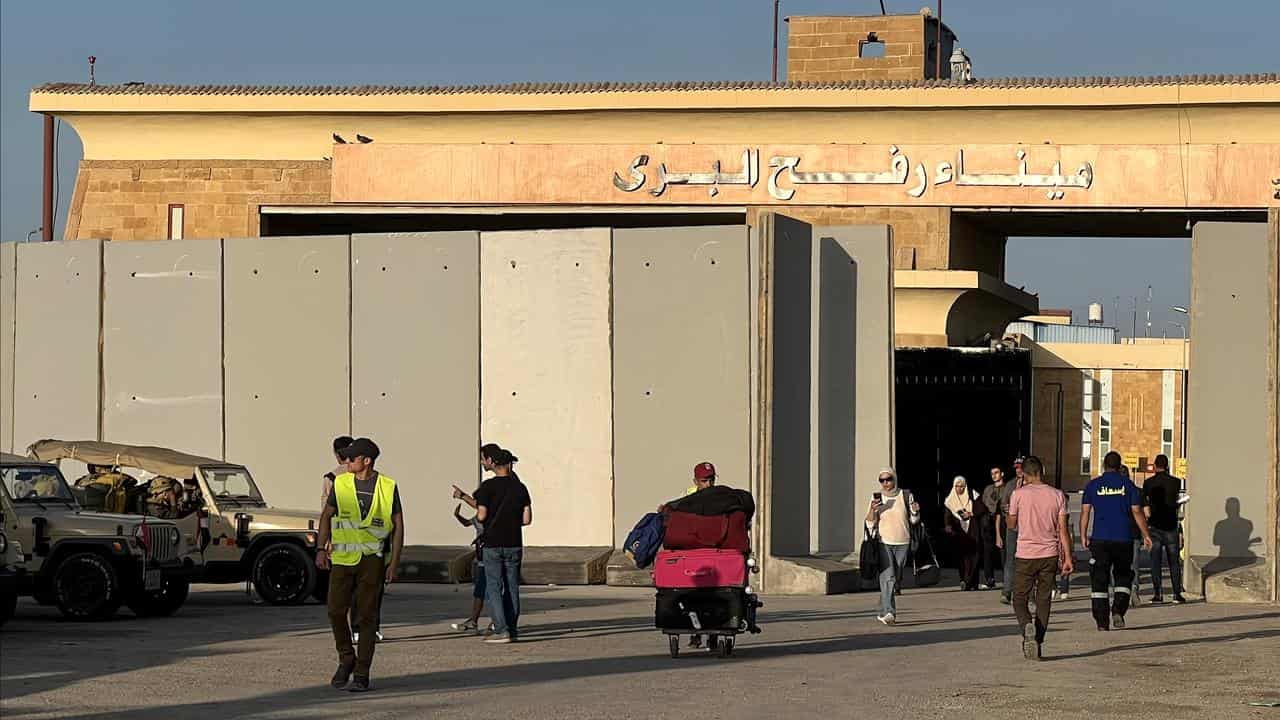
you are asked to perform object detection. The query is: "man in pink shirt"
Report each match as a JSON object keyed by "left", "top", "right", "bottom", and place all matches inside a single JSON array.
[{"left": 1007, "top": 456, "right": 1074, "bottom": 661}]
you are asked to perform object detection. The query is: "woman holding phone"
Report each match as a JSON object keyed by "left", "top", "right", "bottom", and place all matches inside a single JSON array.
[
  {"left": 865, "top": 467, "right": 921, "bottom": 625},
  {"left": 944, "top": 476, "right": 986, "bottom": 591}
]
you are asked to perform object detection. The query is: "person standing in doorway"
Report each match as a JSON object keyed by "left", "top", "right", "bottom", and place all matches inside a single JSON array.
[
  {"left": 998, "top": 457, "right": 1025, "bottom": 604},
  {"left": 1144, "top": 455, "right": 1187, "bottom": 604},
  {"left": 316, "top": 438, "right": 404, "bottom": 692},
  {"left": 1007, "top": 456, "right": 1072, "bottom": 660},
  {"left": 474, "top": 448, "right": 532, "bottom": 644},
  {"left": 1081, "top": 451, "right": 1152, "bottom": 631},
  {"left": 943, "top": 476, "right": 985, "bottom": 591},
  {"left": 865, "top": 467, "right": 921, "bottom": 625},
  {"left": 978, "top": 466, "right": 1002, "bottom": 590}
]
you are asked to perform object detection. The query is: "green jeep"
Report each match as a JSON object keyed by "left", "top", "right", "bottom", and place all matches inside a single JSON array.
[
  {"left": 29, "top": 440, "right": 326, "bottom": 605},
  {"left": 0, "top": 452, "right": 191, "bottom": 621}
]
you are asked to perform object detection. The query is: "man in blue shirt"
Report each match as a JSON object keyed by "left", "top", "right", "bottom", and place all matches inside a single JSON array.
[{"left": 1080, "top": 451, "right": 1152, "bottom": 631}]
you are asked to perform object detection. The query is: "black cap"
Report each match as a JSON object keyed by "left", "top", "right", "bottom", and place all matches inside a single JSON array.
[{"left": 338, "top": 437, "right": 380, "bottom": 462}]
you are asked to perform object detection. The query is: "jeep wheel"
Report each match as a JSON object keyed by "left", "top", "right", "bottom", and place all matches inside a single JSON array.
[
  {"left": 0, "top": 588, "right": 17, "bottom": 627},
  {"left": 252, "top": 543, "right": 315, "bottom": 605},
  {"left": 53, "top": 552, "right": 121, "bottom": 621},
  {"left": 127, "top": 576, "right": 190, "bottom": 617}
]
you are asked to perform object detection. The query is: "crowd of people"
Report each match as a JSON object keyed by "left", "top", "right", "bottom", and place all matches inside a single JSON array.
[
  {"left": 866, "top": 451, "right": 1188, "bottom": 661},
  {"left": 312, "top": 432, "right": 1189, "bottom": 689}
]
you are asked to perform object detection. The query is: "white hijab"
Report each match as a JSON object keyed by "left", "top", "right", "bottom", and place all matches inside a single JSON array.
[{"left": 945, "top": 476, "right": 976, "bottom": 532}]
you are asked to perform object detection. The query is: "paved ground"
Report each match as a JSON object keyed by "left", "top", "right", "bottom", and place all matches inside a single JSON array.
[{"left": 2, "top": 576, "right": 1278, "bottom": 720}]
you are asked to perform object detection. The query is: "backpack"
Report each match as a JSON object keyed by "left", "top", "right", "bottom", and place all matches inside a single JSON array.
[{"left": 623, "top": 512, "right": 666, "bottom": 569}]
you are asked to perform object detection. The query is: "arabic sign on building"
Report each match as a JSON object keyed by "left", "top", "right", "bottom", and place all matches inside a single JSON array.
[{"left": 332, "top": 143, "right": 1280, "bottom": 208}]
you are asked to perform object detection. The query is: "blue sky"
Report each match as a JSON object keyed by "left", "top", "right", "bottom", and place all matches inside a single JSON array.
[{"left": 3, "top": 0, "right": 1275, "bottom": 333}]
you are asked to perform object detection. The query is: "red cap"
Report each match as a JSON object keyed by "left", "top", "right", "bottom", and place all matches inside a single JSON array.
[{"left": 694, "top": 462, "right": 716, "bottom": 480}]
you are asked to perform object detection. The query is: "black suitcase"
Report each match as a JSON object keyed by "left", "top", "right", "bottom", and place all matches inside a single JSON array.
[{"left": 655, "top": 588, "right": 753, "bottom": 632}]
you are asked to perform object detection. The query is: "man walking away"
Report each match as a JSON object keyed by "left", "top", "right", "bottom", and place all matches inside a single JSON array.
[
  {"left": 1144, "top": 455, "right": 1187, "bottom": 604},
  {"left": 978, "top": 466, "right": 1003, "bottom": 590},
  {"left": 998, "top": 457, "right": 1024, "bottom": 604},
  {"left": 316, "top": 438, "right": 404, "bottom": 692},
  {"left": 1081, "top": 451, "right": 1152, "bottom": 631},
  {"left": 865, "top": 467, "right": 921, "bottom": 625},
  {"left": 1007, "top": 456, "right": 1072, "bottom": 661},
  {"left": 475, "top": 448, "right": 532, "bottom": 644}
]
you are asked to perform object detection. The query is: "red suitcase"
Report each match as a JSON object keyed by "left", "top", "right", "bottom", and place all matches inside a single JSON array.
[
  {"left": 653, "top": 549, "right": 748, "bottom": 589},
  {"left": 663, "top": 510, "right": 750, "bottom": 551}
]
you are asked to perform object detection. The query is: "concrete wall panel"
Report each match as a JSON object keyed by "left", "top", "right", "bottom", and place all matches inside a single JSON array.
[
  {"left": 613, "top": 226, "right": 750, "bottom": 545},
  {"left": 352, "top": 232, "right": 479, "bottom": 546},
  {"left": 768, "top": 215, "right": 813, "bottom": 556},
  {"left": 12, "top": 241, "right": 102, "bottom": 452},
  {"left": 480, "top": 229, "right": 613, "bottom": 547},
  {"left": 102, "top": 239, "right": 223, "bottom": 458},
  {"left": 224, "top": 235, "right": 349, "bottom": 513},
  {"left": 0, "top": 243, "right": 15, "bottom": 452},
  {"left": 1189, "top": 222, "right": 1270, "bottom": 566},
  {"left": 816, "top": 226, "right": 895, "bottom": 555}
]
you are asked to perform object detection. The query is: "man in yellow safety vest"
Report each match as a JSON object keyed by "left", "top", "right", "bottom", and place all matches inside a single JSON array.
[{"left": 316, "top": 437, "right": 404, "bottom": 692}]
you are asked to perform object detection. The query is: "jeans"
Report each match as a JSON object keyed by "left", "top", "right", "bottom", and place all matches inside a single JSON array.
[
  {"left": 483, "top": 547, "right": 523, "bottom": 636},
  {"left": 1149, "top": 527, "right": 1183, "bottom": 597},
  {"left": 1089, "top": 539, "right": 1134, "bottom": 627},
  {"left": 1013, "top": 556, "right": 1059, "bottom": 643},
  {"left": 878, "top": 543, "right": 910, "bottom": 616},
  {"left": 327, "top": 554, "right": 385, "bottom": 677},
  {"left": 1002, "top": 528, "right": 1018, "bottom": 596}
]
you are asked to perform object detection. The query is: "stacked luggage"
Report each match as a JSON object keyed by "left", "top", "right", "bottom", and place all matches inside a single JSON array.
[{"left": 649, "top": 486, "right": 762, "bottom": 658}]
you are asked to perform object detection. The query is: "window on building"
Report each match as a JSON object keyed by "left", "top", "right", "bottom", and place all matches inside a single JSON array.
[
  {"left": 167, "top": 204, "right": 185, "bottom": 240},
  {"left": 859, "top": 34, "right": 886, "bottom": 58}
]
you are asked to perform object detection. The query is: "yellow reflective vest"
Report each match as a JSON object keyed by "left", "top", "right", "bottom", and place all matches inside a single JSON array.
[{"left": 331, "top": 472, "right": 397, "bottom": 567}]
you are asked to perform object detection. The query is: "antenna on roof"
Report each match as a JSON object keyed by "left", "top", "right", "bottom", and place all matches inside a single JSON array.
[{"left": 88, "top": 56, "right": 96, "bottom": 86}]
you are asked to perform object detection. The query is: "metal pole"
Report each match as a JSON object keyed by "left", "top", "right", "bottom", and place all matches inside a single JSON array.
[
  {"left": 42, "top": 114, "right": 54, "bottom": 241},
  {"left": 935, "top": 0, "right": 943, "bottom": 79},
  {"left": 772, "top": 0, "right": 780, "bottom": 83}
]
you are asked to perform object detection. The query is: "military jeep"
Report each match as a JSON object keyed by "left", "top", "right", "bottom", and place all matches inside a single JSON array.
[
  {"left": 0, "top": 452, "right": 191, "bottom": 621},
  {"left": 29, "top": 440, "right": 326, "bottom": 605}
]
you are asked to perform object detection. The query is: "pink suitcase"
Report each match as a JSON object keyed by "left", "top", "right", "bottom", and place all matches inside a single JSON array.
[{"left": 653, "top": 549, "right": 748, "bottom": 589}]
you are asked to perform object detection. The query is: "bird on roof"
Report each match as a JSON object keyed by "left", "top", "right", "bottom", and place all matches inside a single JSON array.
[
  {"left": 356, "top": 134, "right": 373, "bottom": 144},
  {"left": 332, "top": 133, "right": 347, "bottom": 144}
]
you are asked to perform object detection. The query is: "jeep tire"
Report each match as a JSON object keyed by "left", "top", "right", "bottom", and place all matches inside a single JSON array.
[
  {"left": 251, "top": 543, "right": 315, "bottom": 605},
  {"left": 127, "top": 575, "right": 190, "bottom": 617},
  {"left": 53, "top": 552, "right": 122, "bottom": 621}
]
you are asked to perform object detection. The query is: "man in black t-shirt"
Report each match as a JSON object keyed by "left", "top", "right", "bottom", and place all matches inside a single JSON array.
[
  {"left": 474, "top": 448, "right": 532, "bottom": 644},
  {"left": 1143, "top": 455, "right": 1186, "bottom": 603}
]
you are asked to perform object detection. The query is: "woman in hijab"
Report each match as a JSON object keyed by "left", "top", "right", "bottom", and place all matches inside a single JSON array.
[{"left": 944, "top": 475, "right": 986, "bottom": 591}]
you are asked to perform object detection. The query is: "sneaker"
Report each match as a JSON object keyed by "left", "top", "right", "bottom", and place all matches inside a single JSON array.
[
  {"left": 1059, "top": 591, "right": 1069, "bottom": 600},
  {"left": 1096, "top": 622, "right": 1109, "bottom": 631},
  {"left": 978, "top": 583, "right": 992, "bottom": 591},
  {"left": 484, "top": 633, "right": 513, "bottom": 644},
  {"left": 1112, "top": 612, "right": 1125, "bottom": 629},
  {"left": 347, "top": 676, "right": 371, "bottom": 693},
  {"left": 451, "top": 619, "right": 479, "bottom": 632},
  {"left": 352, "top": 632, "right": 359, "bottom": 643},
  {"left": 1172, "top": 594, "right": 1187, "bottom": 605},
  {"left": 1149, "top": 595, "right": 1165, "bottom": 604},
  {"left": 999, "top": 595, "right": 1012, "bottom": 605},
  {"left": 877, "top": 613, "right": 896, "bottom": 626},
  {"left": 1021, "top": 623, "right": 1039, "bottom": 661},
  {"left": 330, "top": 663, "right": 354, "bottom": 690}
]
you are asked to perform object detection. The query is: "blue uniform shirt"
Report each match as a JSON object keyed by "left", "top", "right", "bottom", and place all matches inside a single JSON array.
[{"left": 1083, "top": 470, "right": 1141, "bottom": 542}]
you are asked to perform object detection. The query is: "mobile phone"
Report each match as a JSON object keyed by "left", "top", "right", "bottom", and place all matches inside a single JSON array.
[{"left": 873, "top": 492, "right": 882, "bottom": 502}]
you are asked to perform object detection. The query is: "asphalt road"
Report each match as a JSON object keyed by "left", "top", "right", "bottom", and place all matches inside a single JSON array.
[{"left": 2, "top": 577, "right": 1278, "bottom": 720}]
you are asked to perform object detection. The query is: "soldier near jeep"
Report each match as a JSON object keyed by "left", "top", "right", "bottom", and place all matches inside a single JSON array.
[{"left": 316, "top": 437, "right": 404, "bottom": 693}]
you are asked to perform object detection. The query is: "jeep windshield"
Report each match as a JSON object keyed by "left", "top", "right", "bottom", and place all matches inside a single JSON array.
[
  {"left": 2, "top": 465, "right": 76, "bottom": 505},
  {"left": 202, "top": 467, "right": 266, "bottom": 508}
]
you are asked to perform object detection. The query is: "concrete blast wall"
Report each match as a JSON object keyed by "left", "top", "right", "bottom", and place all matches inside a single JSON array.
[
  {"left": 1187, "top": 221, "right": 1274, "bottom": 601},
  {"left": 1, "top": 224, "right": 896, "bottom": 588}
]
